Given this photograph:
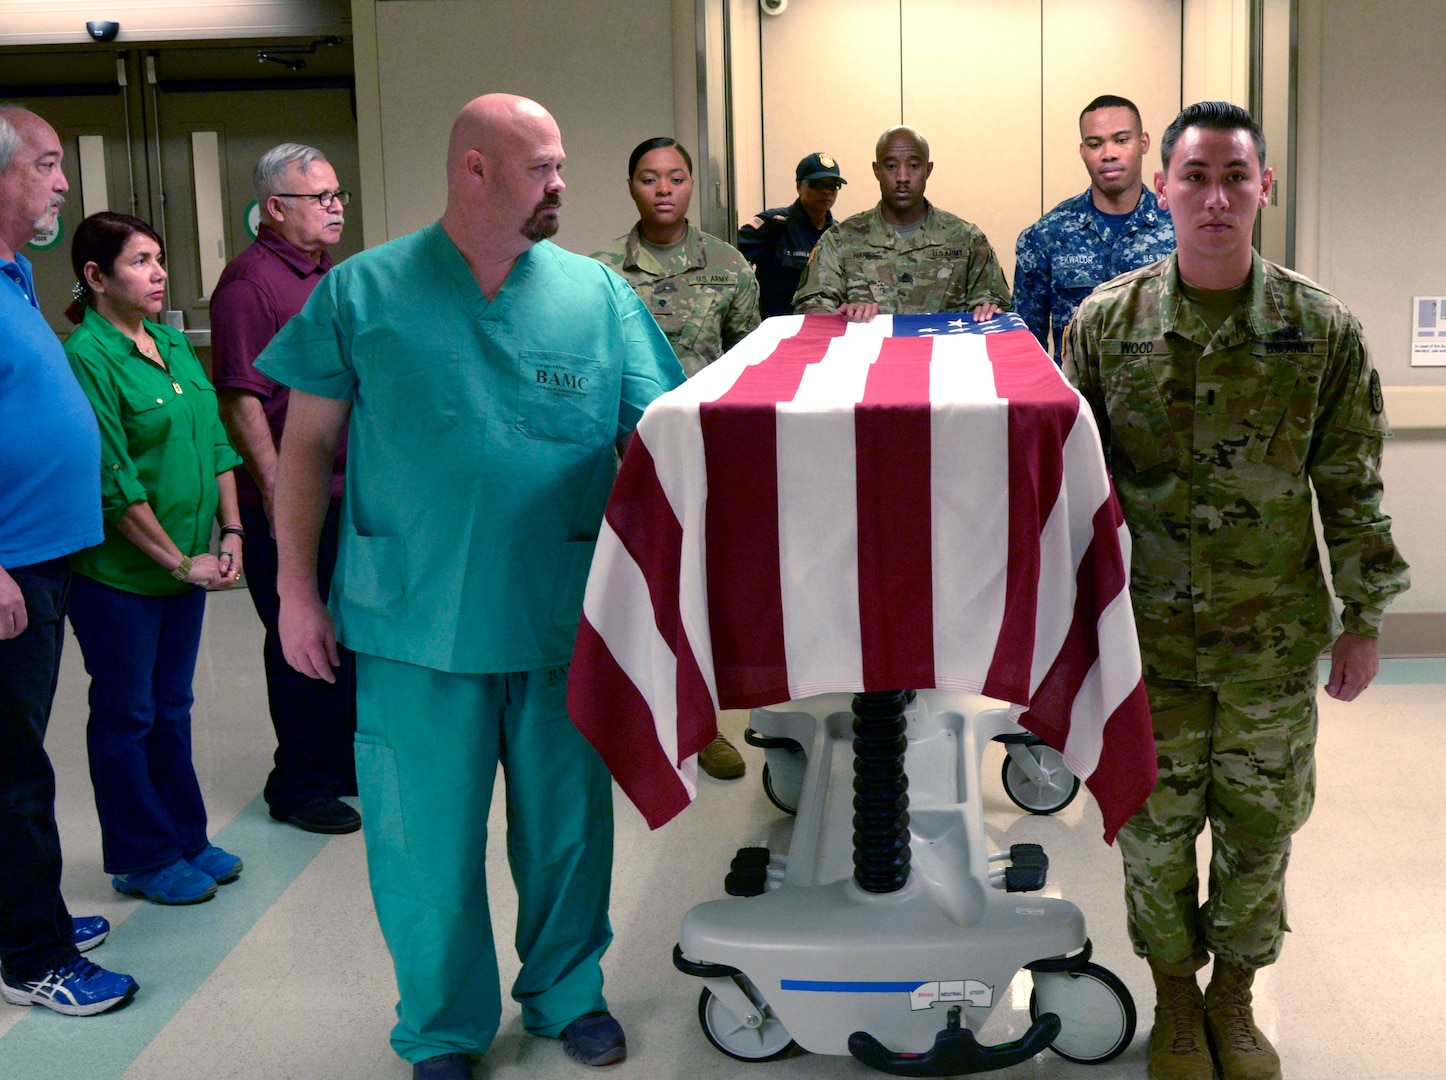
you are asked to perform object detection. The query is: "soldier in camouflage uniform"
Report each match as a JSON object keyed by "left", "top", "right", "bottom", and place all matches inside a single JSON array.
[
  {"left": 791, "top": 126, "right": 1010, "bottom": 321},
  {"left": 1064, "top": 103, "right": 1408, "bottom": 1080},
  {"left": 1015, "top": 94, "right": 1175, "bottom": 365},
  {"left": 591, "top": 137, "right": 758, "bottom": 379},
  {"left": 592, "top": 138, "right": 757, "bottom": 780}
]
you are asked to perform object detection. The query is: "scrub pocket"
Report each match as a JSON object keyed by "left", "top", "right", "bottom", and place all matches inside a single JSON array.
[
  {"left": 354, "top": 732, "right": 409, "bottom": 859},
  {"left": 515, "top": 351, "right": 610, "bottom": 444}
]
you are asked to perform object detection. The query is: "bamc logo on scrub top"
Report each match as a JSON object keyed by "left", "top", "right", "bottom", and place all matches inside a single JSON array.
[{"left": 535, "top": 365, "right": 590, "bottom": 397}]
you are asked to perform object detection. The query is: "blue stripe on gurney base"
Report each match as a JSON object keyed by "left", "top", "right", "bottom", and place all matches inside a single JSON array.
[
  {"left": 0, "top": 796, "right": 340, "bottom": 1080},
  {"left": 781, "top": 980, "right": 924, "bottom": 993}
]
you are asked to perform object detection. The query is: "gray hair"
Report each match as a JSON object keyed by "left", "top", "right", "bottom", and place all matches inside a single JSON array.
[
  {"left": 253, "top": 143, "right": 329, "bottom": 202},
  {"left": 0, "top": 105, "right": 30, "bottom": 173}
]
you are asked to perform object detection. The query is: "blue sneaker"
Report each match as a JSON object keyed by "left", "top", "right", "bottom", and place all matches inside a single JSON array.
[
  {"left": 187, "top": 844, "right": 242, "bottom": 885},
  {"left": 560, "top": 1011, "right": 626, "bottom": 1066},
  {"left": 0, "top": 957, "right": 138, "bottom": 1016},
  {"left": 412, "top": 1053, "right": 472, "bottom": 1079},
  {"left": 112, "top": 859, "right": 217, "bottom": 904},
  {"left": 73, "top": 916, "right": 110, "bottom": 953}
]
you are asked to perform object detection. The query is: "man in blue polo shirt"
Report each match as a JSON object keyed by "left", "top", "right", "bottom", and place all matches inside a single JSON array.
[
  {"left": 259, "top": 94, "right": 683, "bottom": 1080},
  {"left": 0, "top": 104, "right": 137, "bottom": 1017}
]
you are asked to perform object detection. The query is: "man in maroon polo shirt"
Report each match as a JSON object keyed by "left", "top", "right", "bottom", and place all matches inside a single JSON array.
[{"left": 212, "top": 143, "right": 358, "bottom": 835}]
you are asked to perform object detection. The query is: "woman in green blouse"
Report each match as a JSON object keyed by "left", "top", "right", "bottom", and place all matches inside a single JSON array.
[{"left": 63, "top": 212, "right": 246, "bottom": 906}]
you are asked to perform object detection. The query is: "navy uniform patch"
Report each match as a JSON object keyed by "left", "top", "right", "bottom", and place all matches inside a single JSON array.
[{"left": 1370, "top": 369, "right": 1384, "bottom": 413}]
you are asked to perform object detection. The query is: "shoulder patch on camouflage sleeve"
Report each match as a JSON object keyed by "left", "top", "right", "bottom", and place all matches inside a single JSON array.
[{"left": 1371, "top": 369, "right": 1384, "bottom": 413}]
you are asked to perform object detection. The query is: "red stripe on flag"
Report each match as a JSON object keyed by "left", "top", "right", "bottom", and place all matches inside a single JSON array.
[
  {"left": 1017, "top": 496, "right": 1155, "bottom": 842},
  {"left": 982, "top": 333, "right": 1079, "bottom": 703},
  {"left": 602, "top": 439, "right": 716, "bottom": 760},
  {"left": 1087, "top": 680, "right": 1156, "bottom": 844},
  {"left": 701, "top": 321, "right": 845, "bottom": 707},
  {"left": 856, "top": 336, "right": 936, "bottom": 691},
  {"left": 570, "top": 617, "right": 693, "bottom": 829}
]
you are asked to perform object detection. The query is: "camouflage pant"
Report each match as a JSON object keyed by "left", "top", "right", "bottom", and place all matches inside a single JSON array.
[{"left": 1117, "top": 668, "right": 1317, "bottom": 976}]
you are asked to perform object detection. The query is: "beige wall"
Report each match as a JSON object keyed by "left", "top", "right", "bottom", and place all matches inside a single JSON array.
[
  {"left": 1296, "top": 0, "right": 1446, "bottom": 613},
  {"left": 752, "top": 0, "right": 1183, "bottom": 284},
  {"left": 354, "top": 0, "right": 678, "bottom": 258}
]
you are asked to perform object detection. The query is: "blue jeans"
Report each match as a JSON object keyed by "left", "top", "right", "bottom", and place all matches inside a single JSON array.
[
  {"left": 68, "top": 574, "right": 210, "bottom": 876},
  {"left": 0, "top": 559, "right": 80, "bottom": 982}
]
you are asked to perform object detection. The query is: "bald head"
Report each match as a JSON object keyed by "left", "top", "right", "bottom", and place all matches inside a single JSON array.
[
  {"left": 875, "top": 125, "right": 929, "bottom": 164},
  {"left": 441, "top": 93, "right": 566, "bottom": 257},
  {"left": 446, "top": 94, "right": 556, "bottom": 184},
  {"left": 872, "top": 125, "right": 932, "bottom": 226}
]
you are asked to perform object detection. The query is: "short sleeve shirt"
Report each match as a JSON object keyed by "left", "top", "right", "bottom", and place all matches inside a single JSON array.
[
  {"left": 0, "top": 253, "right": 102, "bottom": 567},
  {"left": 210, "top": 226, "right": 345, "bottom": 502},
  {"left": 257, "top": 223, "right": 686, "bottom": 673}
]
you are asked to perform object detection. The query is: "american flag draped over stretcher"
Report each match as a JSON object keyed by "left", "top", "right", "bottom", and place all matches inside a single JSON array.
[{"left": 568, "top": 312, "right": 1156, "bottom": 843}]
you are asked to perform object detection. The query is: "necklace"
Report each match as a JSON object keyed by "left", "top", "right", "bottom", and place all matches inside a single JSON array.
[{"left": 134, "top": 332, "right": 182, "bottom": 393}]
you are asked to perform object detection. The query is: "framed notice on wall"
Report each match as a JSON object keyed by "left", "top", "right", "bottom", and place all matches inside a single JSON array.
[{"left": 1411, "top": 297, "right": 1446, "bottom": 366}]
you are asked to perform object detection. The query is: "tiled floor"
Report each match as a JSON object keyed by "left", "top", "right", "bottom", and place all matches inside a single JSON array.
[{"left": 1, "top": 589, "right": 1441, "bottom": 1079}]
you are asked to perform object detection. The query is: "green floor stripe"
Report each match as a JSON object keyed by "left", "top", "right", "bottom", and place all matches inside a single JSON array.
[{"left": 0, "top": 796, "right": 337, "bottom": 1079}]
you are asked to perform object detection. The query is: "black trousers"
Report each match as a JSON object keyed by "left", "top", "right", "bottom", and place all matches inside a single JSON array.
[
  {"left": 0, "top": 558, "right": 79, "bottom": 981},
  {"left": 240, "top": 500, "right": 358, "bottom": 819}
]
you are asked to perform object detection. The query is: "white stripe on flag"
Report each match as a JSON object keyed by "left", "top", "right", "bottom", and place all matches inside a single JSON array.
[
  {"left": 581, "top": 519, "right": 696, "bottom": 799},
  {"left": 778, "top": 335, "right": 869, "bottom": 694},
  {"left": 637, "top": 402, "right": 720, "bottom": 703},
  {"left": 929, "top": 336, "right": 1010, "bottom": 690},
  {"left": 1027, "top": 410, "right": 1106, "bottom": 696}
]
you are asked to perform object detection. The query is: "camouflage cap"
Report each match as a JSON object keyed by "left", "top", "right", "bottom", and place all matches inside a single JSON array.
[{"left": 796, "top": 151, "right": 847, "bottom": 185}]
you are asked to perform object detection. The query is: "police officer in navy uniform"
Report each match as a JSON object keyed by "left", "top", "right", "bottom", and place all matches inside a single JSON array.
[{"left": 738, "top": 152, "right": 845, "bottom": 318}]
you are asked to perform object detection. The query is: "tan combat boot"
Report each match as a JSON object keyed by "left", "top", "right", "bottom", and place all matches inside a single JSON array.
[
  {"left": 1147, "top": 966, "right": 1214, "bottom": 1080},
  {"left": 1205, "top": 961, "right": 1282, "bottom": 1080}
]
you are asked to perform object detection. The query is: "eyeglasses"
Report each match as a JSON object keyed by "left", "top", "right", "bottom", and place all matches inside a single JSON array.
[
  {"left": 804, "top": 180, "right": 842, "bottom": 192},
  {"left": 275, "top": 189, "right": 351, "bottom": 208}
]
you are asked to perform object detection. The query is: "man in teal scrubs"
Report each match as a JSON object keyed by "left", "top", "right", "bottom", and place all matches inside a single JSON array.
[{"left": 258, "top": 94, "right": 684, "bottom": 1080}]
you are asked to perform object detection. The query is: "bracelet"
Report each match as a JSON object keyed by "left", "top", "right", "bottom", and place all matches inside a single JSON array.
[
  {"left": 219, "top": 525, "right": 246, "bottom": 540},
  {"left": 170, "top": 554, "right": 194, "bottom": 581}
]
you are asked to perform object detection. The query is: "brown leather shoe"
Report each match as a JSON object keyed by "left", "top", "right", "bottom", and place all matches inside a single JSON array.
[
  {"left": 1148, "top": 966, "right": 1215, "bottom": 1080},
  {"left": 699, "top": 734, "right": 746, "bottom": 779},
  {"left": 1206, "top": 961, "right": 1282, "bottom": 1080}
]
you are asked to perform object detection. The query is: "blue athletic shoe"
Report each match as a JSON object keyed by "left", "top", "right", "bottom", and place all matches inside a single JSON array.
[
  {"left": 112, "top": 859, "right": 217, "bottom": 904},
  {"left": 187, "top": 844, "right": 242, "bottom": 885},
  {"left": 72, "top": 916, "right": 109, "bottom": 953},
  {"left": 561, "top": 1011, "right": 627, "bottom": 1066},
  {"left": 0, "top": 957, "right": 138, "bottom": 1016}
]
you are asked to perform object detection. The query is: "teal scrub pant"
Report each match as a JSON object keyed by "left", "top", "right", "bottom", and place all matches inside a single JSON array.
[{"left": 354, "top": 655, "right": 614, "bottom": 1063}]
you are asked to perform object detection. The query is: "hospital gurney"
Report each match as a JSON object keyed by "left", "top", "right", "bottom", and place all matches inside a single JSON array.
[{"left": 675, "top": 690, "right": 1133, "bottom": 1074}]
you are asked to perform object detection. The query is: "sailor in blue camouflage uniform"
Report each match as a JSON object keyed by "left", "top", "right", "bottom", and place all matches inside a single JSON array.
[
  {"left": 737, "top": 152, "right": 844, "bottom": 318},
  {"left": 1065, "top": 102, "right": 1409, "bottom": 1080},
  {"left": 1015, "top": 95, "right": 1175, "bottom": 365}
]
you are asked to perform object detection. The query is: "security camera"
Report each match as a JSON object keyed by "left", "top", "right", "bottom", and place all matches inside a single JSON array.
[
  {"left": 86, "top": 21, "right": 120, "bottom": 42},
  {"left": 760, "top": 0, "right": 787, "bottom": 14}
]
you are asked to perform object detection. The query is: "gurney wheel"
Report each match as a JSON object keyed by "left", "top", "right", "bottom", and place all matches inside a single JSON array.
[
  {"left": 1029, "top": 961, "right": 1136, "bottom": 1063},
  {"left": 761, "top": 763, "right": 798, "bottom": 815},
  {"left": 1001, "top": 742, "right": 1081, "bottom": 815},
  {"left": 698, "top": 983, "right": 796, "bottom": 1061}
]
